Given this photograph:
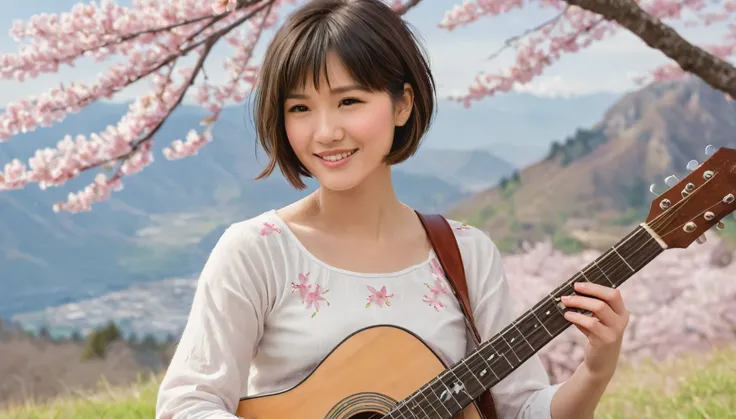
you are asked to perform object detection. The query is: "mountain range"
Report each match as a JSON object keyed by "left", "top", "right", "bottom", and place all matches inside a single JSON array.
[{"left": 448, "top": 77, "right": 736, "bottom": 252}]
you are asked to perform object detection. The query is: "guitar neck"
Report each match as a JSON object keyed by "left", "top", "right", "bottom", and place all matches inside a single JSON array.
[{"left": 387, "top": 224, "right": 666, "bottom": 418}]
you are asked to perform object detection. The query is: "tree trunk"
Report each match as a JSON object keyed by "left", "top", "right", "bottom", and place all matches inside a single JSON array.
[{"left": 565, "top": 0, "right": 736, "bottom": 98}]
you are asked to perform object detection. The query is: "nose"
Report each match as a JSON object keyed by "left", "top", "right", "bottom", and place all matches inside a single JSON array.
[{"left": 314, "top": 110, "right": 344, "bottom": 145}]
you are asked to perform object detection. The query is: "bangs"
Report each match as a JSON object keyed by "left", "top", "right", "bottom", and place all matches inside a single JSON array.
[{"left": 278, "top": 9, "right": 402, "bottom": 97}]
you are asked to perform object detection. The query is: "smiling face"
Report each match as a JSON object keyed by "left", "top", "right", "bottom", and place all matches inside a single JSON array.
[
  {"left": 252, "top": 0, "right": 436, "bottom": 190},
  {"left": 283, "top": 53, "right": 414, "bottom": 192}
]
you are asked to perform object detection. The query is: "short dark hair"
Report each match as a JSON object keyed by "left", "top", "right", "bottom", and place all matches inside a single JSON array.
[{"left": 252, "top": 0, "right": 436, "bottom": 189}]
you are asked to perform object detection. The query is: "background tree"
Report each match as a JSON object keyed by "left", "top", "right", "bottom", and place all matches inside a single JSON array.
[
  {"left": 0, "top": 0, "right": 733, "bottom": 212},
  {"left": 81, "top": 321, "right": 122, "bottom": 360}
]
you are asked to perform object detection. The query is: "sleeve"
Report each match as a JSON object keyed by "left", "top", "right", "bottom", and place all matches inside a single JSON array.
[
  {"left": 463, "top": 228, "right": 563, "bottom": 419},
  {"left": 156, "top": 225, "right": 270, "bottom": 419}
]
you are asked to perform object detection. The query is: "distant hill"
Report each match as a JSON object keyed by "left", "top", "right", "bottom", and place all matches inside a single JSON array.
[
  {"left": 422, "top": 92, "right": 620, "bottom": 168},
  {"left": 0, "top": 102, "right": 511, "bottom": 318},
  {"left": 395, "top": 148, "right": 515, "bottom": 192},
  {"left": 448, "top": 77, "right": 736, "bottom": 252}
]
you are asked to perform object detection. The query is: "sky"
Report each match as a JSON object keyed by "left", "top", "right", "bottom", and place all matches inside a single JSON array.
[{"left": 0, "top": 0, "right": 730, "bottom": 107}]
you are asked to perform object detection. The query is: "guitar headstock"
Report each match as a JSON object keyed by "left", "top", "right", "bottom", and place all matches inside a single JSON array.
[{"left": 645, "top": 146, "right": 736, "bottom": 249}]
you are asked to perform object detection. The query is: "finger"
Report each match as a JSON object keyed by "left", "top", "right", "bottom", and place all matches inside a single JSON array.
[
  {"left": 561, "top": 294, "right": 618, "bottom": 326},
  {"left": 564, "top": 311, "right": 618, "bottom": 345},
  {"left": 573, "top": 282, "right": 627, "bottom": 315}
]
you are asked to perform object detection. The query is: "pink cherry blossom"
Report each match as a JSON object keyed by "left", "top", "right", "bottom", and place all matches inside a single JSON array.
[
  {"left": 0, "top": 0, "right": 733, "bottom": 211},
  {"left": 212, "top": 0, "right": 238, "bottom": 14},
  {"left": 439, "top": 0, "right": 736, "bottom": 107},
  {"left": 501, "top": 231, "right": 736, "bottom": 383}
]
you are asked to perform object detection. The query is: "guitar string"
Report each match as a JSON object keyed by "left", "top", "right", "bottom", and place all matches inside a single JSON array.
[
  {"left": 382, "top": 205, "right": 688, "bottom": 416},
  {"left": 387, "top": 178, "right": 735, "bottom": 419},
  {"left": 402, "top": 178, "right": 735, "bottom": 418},
  {"left": 385, "top": 184, "right": 733, "bottom": 418},
  {"left": 379, "top": 173, "right": 731, "bottom": 418},
  {"left": 384, "top": 229, "right": 661, "bottom": 419}
]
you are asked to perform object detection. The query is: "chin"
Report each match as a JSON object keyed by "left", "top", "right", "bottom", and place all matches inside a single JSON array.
[{"left": 316, "top": 174, "right": 365, "bottom": 192}]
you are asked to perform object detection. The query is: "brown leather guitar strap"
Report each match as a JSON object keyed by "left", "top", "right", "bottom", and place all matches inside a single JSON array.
[{"left": 415, "top": 211, "right": 499, "bottom": 419}]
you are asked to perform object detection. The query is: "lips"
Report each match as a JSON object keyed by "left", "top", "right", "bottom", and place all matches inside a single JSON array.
[{"left": 316, "top": 149, "right": 358, "bottom": 162}]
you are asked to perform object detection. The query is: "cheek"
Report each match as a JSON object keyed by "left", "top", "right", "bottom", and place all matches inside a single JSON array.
[
  {"left": 284, "top": 118, "right": 310, "bottom": 154},
  {"left": 347, "top": 106, "right": 395, "bottom": 150}
]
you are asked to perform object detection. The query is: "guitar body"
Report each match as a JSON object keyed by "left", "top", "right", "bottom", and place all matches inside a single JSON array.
[{"left": 236, "top": 325, "right": 482, "bottom": 419}]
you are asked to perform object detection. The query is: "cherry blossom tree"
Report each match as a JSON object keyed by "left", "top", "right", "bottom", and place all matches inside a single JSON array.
[
  {"left": 504, "top": 232, "right": 736, "bottom": 383},
  {"left": 0, "top": 0, "right": 734, "bottom": 212}
]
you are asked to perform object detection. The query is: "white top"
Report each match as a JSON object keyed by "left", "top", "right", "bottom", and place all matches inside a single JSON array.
[{"left": 156, "top": 209, "right": 562, "bottom": 419}]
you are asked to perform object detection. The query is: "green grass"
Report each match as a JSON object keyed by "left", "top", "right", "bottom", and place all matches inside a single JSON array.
[{"left": 2, "top": 346, "right": 735, "bottom": 418}]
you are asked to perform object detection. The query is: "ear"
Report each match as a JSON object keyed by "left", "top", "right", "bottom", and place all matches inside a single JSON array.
[{"left": 394, "top": 83, "right": 414, "bottom": 127}]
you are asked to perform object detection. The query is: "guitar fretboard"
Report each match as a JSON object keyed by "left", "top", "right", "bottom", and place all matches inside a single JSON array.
[{"left": 386, "top": 225, "right": 664, "bottom": 419}]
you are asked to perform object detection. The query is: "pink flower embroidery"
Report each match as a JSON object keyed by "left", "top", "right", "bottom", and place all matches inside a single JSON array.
[
  {"left": 365, "top": 285, "right": 394, "bottom": 308},
  {"left": 304, "top": 284, "right": 330, "bottom": 318},
  {"left": 456, "top": 223, "right": 471, "bottom": 231},
  {"left": 291, "top": 272, "right": 330, "bottom": 317},
  {"left": 260, "top": 222, "right": 281, "bottom": 236},
  {"left": 423, "top": 258, "right": 449, "bottom": 311}
]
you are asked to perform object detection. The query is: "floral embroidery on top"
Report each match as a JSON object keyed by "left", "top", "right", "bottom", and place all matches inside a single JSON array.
[
  {"left": 260, "top": 222, "right": 282, "bottom": 236},
  {"left": 365, "top": 285, "right": 394, "bottom": 308},
  {"left": 291, "top": 272, "right": 330, "bottom": 318},
  {"left": 456, "top": 223, "right": 471, "bottom": 231},
  {"left": 423, "top": 258, "right": 449, "bottom": 311}
]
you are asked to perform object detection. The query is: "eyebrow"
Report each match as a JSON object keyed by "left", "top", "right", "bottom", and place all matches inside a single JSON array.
[{"left": 286, "top": 84, "right": 366, "bottom": 99}]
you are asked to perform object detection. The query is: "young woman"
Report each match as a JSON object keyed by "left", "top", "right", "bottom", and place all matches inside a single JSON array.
[{"left": 156, "top": 0, "right": 630, "bottom": 418}]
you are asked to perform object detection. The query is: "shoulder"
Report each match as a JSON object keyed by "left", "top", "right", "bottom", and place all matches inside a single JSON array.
[
  {"left": 207, "top": 210, "right": 281, "bottom": 261},
  {"left": 443, "top": 218, "right": 499, "bottom": 255},
  {"left": 441, "top": 217, "right": 504, "bottom": 274}
]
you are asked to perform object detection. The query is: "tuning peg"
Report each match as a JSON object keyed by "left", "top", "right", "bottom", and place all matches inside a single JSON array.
[
  {"left": 686, "top": 160, "right": 699, "bottom": 171},
  {"left": 649, "top": 183, "right": 659, "bottom": 196},
  {"left": 705, "top": 145, "right": 716, "bottom": 156},
  {"left": 716, "top": 221, "right": 725, "bottom": 230},
  {"left": 664, "top": 175, "right": 680, "bottom": 187},
  {"left": 696, "top": 234, "right": 707, "bottom": 244}
]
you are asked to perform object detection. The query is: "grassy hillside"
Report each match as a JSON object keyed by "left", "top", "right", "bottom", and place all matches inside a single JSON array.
[{"left": 2, "top": 345, "right": 735, "bottom": 419}]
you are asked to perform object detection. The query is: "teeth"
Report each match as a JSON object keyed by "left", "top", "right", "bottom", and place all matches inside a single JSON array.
[{"left": 321, "top": 150, "right": 355, "bottom": 162}]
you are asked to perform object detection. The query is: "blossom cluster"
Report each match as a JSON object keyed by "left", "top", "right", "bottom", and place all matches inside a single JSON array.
[{"left": 503, "top": 233, "right": 736, "bottom": 382}]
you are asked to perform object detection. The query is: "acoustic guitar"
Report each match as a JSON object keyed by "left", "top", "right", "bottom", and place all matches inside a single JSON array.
[{"left": 235, "top": 146, "right": 736, "bottom": 419}]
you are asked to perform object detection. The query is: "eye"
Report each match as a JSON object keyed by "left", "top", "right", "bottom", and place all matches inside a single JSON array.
[
  {"left": 288, "top": 104, "right": 309, "bottom": 113},
  {"left": 340, "top": 98, "right": 362, "bottom": 106}
]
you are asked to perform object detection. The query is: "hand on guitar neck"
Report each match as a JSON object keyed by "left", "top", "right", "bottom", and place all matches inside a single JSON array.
[{"left": 559, "top": 281, "right": 629, "bottom": 382}]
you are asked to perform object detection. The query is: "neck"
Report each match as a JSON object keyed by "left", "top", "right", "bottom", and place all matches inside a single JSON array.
[{"left": 309, "top": 166, "right": 404, "bottom": 239}]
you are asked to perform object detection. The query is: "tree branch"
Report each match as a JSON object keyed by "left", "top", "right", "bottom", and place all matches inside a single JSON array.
[
  {"left": 564, "top": 0, "right": 736, "bottom": 98},
  {"left": 78, "top": 0, "right": 276, "bottom": 175},
  {"left": 394, "top": 0, "right": 422, "bottom": 15}
]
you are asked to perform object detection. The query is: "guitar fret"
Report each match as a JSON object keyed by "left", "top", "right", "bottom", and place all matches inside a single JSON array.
[
  {"left": 499, "top": 334, "right": 521, "bottom": 363},
  {"left": 591, "top": 259, "right": 616, "bottom": 287},
  {"left": 448, "top": 367, "right": 474, "bottom": 399},
  {"left": 612, "top": 246, "right": 635, "bottom": 272},
  {"left": 417, "top": 388, "right": 440, "bottom": 418},
  {"left": 530, "top": 309, "right": 553, "bottom": 337},
  {"left": 476, "top": 348, "right": 500, "bottom": 381},
  {"left": 410, "top": 398, "right": 429, "bottom": 418},
  {"left": 427, "top": 381, "right": 456, "bottom": 417},
  {"left": 461, "top": 358, "right": 484, "bottom": 389},
  {"left": 513, "top": 321, "right": 536, "bottom": 352},
  {"left": 436, "top": 380, "right": 464, "bottom": 411},
  {"left": 383, "top": 225, "right": 667, "bottom": 419}
]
